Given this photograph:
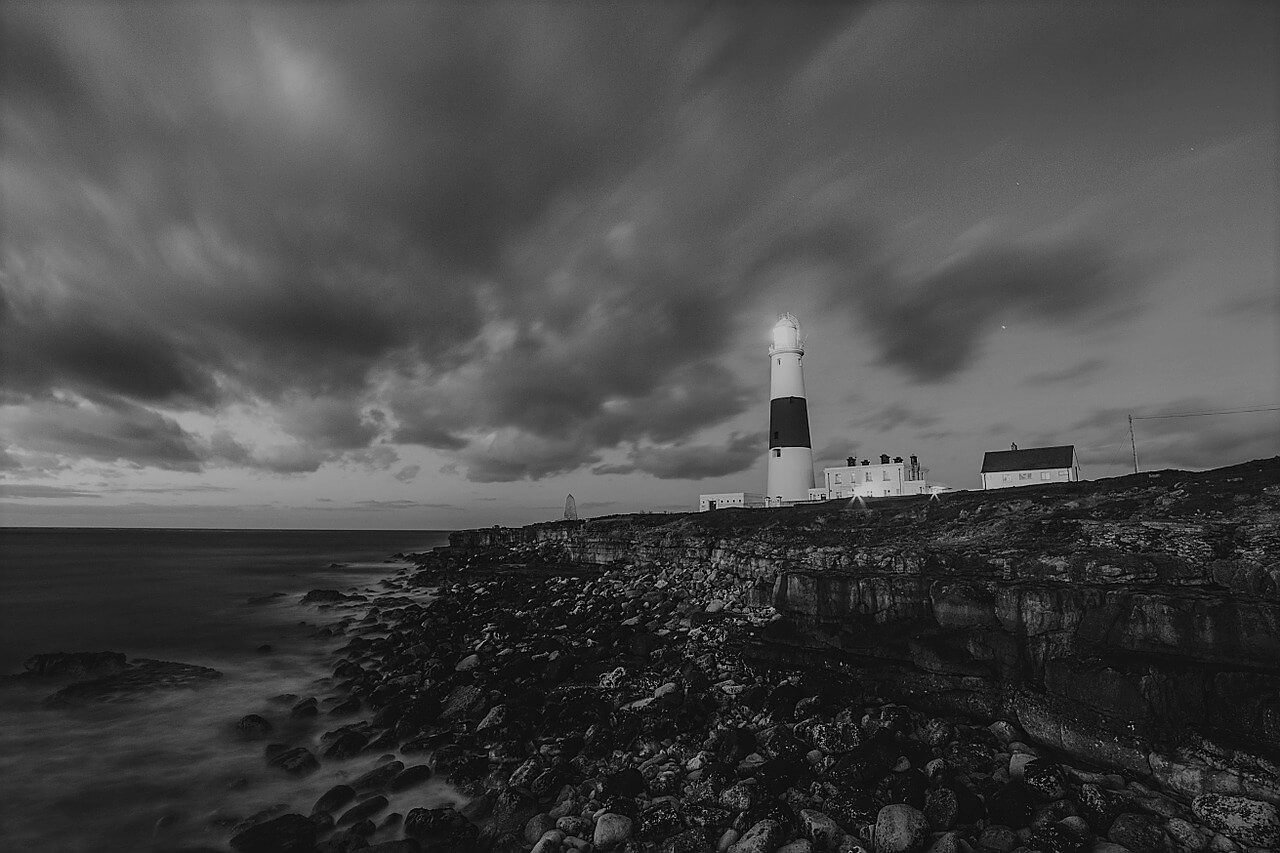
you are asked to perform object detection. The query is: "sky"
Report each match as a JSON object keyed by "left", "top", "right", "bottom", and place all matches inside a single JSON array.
[{"left": 1, "top": 2, "right": 1277, "bottom": 529}]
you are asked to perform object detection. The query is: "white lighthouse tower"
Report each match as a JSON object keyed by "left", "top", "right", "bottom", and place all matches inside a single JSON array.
[{"left": 767, "top": 314, "right": 815, "bottom": 502}]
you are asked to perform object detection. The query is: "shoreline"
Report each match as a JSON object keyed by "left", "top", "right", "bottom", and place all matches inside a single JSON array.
[{"left": 215, "top": 515, "right": 1280, "bottom": 853}]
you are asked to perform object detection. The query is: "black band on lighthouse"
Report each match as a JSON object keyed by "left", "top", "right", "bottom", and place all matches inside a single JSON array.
[{"left": 769, "top": 397, "right": 811, "bottom": 449}]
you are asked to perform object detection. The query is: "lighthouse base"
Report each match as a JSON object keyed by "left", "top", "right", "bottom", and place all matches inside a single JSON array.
[{"left": 766, "top": 446, "right": 815, "bottom": 503}]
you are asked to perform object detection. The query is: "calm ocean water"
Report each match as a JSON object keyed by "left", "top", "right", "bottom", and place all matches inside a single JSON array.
[{"left": 0, "top": 527, "right": 458, "bottom": 851}]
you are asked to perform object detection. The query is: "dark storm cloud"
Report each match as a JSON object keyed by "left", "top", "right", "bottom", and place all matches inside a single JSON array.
[
  {"left": 1021, "top": 358, "right": 1107, "bottom": 386},
  {"left": 591, "top": 432, "right": 761, "bottom": 481},
  {"left": 0, "top": 4, "right": 1176, "bottom": 481},
  {"left": 812, "top": 438, "right": 860, "bottom": 471},
  {"left": 851, "top": 237, "right": 1142, "bottom": 382},
  {"left": 5, "top": 397, "right": 205, "bottom": 472}
]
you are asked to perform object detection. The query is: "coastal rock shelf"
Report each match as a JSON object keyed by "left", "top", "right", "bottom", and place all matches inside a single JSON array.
[
  {"left": 204, "top": 457, "right": 1277, "bottom": 853},
  {"left": 451, "top": 459, "right": 1280, "bottom": 808}
]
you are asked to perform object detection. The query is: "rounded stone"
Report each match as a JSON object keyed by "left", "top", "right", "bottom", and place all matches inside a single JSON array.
[
  {"left": 593, "top": 812, "right": 634, "bottom": 848},
  {"left": 873, "top": 804, "right": 929, "bottom": 853}
]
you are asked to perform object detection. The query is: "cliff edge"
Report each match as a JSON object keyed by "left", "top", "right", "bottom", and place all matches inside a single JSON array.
[{"left": 452, "top": 457, "right": 1280, "bottom": 807}]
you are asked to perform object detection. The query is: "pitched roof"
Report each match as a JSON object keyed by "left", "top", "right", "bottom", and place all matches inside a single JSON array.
[{"left": 981, "top": 445, "right": 1076, "bottom": 473}]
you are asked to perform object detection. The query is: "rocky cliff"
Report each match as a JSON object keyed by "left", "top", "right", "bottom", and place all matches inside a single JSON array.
[{"left": 452, "top": 458, "right": 1280, "bottom": 807}]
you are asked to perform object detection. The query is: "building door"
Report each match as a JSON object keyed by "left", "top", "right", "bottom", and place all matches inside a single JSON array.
[{"left": 708, "top": 500, "right": 716, "bottom": 510}]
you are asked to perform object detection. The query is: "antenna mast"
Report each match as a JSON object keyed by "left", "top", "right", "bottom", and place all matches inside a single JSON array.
[{"left": 1128, "top": 414, "right": 1139, "bottom": 474}]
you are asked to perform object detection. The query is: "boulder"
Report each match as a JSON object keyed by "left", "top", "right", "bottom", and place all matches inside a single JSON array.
[
  {"left": 594, "top": 812, "right": 634, "bottom": 848},
  {"left": 874, "top": 804, "right": 929, "bottom": 853},
  {"left": 799, "top": 809, "right": 846, "bottom": 851},
  {"left": 229, "top": 813, "right": 318, "bottom": 853},
  {"left": 1192, "top": 795, "right": 1280, "bottom": 849},
  {"left": 730, "top": 820, "right": 786, "bottom": 853}
]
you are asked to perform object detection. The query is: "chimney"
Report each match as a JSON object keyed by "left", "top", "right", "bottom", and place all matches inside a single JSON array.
[
  {"left": 879, "top": 454, "right": 890, "bottom": 465},
  {"left": 861, "top": 459, "right": 869, "bottom": 466},
  {"left": 1011, "top": 442, "right": 1018, "bottom": 451},
  {"left": 893, "top": 456, "right": 903, "bottom": 464},
  {"left": 846, "top": 456, "right": 856, "bottom": 467}
]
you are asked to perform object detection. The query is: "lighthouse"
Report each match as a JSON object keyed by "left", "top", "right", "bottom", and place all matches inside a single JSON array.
[{"left": 767, "top": 314, "right": 815, "bottom": 502}]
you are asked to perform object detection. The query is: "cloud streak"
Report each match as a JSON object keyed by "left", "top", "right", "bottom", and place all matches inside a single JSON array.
[{"left": 0, "top": 3, "right": 1266, "bottom": 495}]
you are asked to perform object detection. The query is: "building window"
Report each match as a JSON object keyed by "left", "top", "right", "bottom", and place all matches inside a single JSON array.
[
  {"left": 773, "top": 449, "right": 781, "bottom": 458},
  {"left": 1041, "top": 471, "right": 1051, "bottom": 480},
  {"left": 884, "top": 489, "right": 891, "bottom": 496},
  {"left": 1003, "top": 474, "right": 1012, "bottom": 483},
  {"left": 865, "top": 472, "right": 872, "bottom": 482},
  {"left": 882, "top": 471, "right": 890, "bottom": 480},
  {"left": 1019, "top": 472, "right": 1033, "bottom": 481},
  {"left": 777, "top": 358, "right": 781, "bottom": 365}
]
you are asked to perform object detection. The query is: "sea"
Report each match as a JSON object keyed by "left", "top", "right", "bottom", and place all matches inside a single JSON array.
[{"left": 0, "top": 527, "right": 460, "bottom": 852}]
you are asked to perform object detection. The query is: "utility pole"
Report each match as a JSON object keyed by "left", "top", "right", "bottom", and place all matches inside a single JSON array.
[{"left": 1128, "top": 414, "right": 1139, "bottom": 473}]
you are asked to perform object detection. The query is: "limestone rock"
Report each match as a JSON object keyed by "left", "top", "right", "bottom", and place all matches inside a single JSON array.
[
  {"left": 1192, "top": 795, "right": 1280, "bottom": 849},
  {"left": 874, "top": 804, "right": 928, "bottom": 853}
]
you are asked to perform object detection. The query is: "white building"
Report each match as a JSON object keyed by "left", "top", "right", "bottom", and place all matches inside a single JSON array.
[
  {"left": 980, "top": 444, "right": 1080, "bottom": 489},
  {"left": 812, "top": 454, "right": 931, "bottom": 499},
  {"left": 766, "top": 314, "right": 815, "bottom": 502},
  {"left": 698, "top": 492, "right": 767, "bottom": 511}
]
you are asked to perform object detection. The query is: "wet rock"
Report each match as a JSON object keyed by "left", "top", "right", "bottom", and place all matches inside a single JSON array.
[
  {"left": 1076, "top": 783, "right": 1125, "bottom": 833},
  {"left": 302, "top": 589, "right": 352, "bottom": 604},
  {"left": 1027, "top": 824, "right": 1085, "bottom": 853},
  {"left": 662, "top": 828, "right": 711, "bottom": 853},
  {"left": 977, "top": 825, "right": 1016, "bottom": 853},
  {"left": 1192, "top": 794, "right": 1280, "bottom": 849},
  {"left": 594, "top": 812, "right": 634, "bottom": 847},
  {"left": 491, "top": 788, "right": 537, "bottom": 833},
  {"left": 1022, "top": 759, "right": 1066, "bottom": 800},
  {"left": 604, "top": 766, "right": 646, "bottom": 798},
  {"left": 351, "top": 760, "right": 403, "bottom": 792},
  {"left": 719, "top": 781, "right": 761, "bottom": 812},
  {"left": 1164, "top": 817, "right": 1210, "bottom": 851},
  {"left": 42, "top": 658, "right": 222, "bottom": 706},
  {"left": 313, "top": 784, "right": 356, "bottom": 815},
  {"left": 557, "top": 815, "right": 593, "bottom": 837},
  {"left": 1108, "top": 812, "right": 1166, "bottom": 853},
  {"left": 799, "top": 809, "right": 846, "bottom": 851},
  {"left": 923, "top": 787, "right": 959, "bottom": 830},
  {"left": 403, "top": 806, "right": 477, "bottom": 847},
  {"left": 337, "top": 795, "right": 388, "bottom": 826},
  {"left": 985, "top": 783, "right": 1035, "bottom": 828},
  {"left": 778, "top": 841, "right": 813, "bottom": 853},
  {"left": 324, "top": 730, "right": 369, "bottom": 759},
  {"left": 229, "top": 813, "right": 318, "bottom": 852},
  {"left": 524, "top": 813, "right": 556, "bottom": 844},
  {"left": 638, "top": 800, "right": 681, "bottom": 841},
  {"left": 236, "top": 714, "right": 273, "bottom": 738},
  {"left": 316, "top": 824, "right": 370, "bottom": 853},
  {"left": 389, "top": 763, "right": 434, "bottom": 792},
  {"left": 874, "top": 804, "right": 929, "bottom": 853},
  {"left": 266, "top": 746, "right": 319, "bottom": 776},
  {"left": 21, "top": 650, "right": 127, "bottom": 678},
  {"left": 925, "top": 832, "right": 964, "bottom": 853},
  {"left": 757, "top": 754, "right": 808, "bottom": 795},
  {"left": 730, "top": 819, "right": 786, "bottom": 853},
  {"left": 328, "top": 695, "right": 361, "bottom": 717}
]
